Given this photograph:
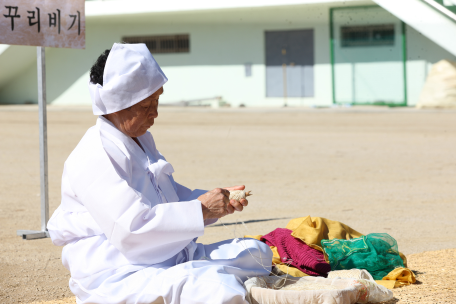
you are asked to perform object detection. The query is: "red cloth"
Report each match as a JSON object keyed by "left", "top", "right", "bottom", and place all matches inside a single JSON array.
[{"left": 261, "top": 228, "right": 331, "bottom": 277}]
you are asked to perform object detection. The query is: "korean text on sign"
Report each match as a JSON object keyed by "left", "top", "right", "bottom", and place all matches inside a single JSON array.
[{"left": 0, "top": 0, "right": 85, "bottom": 49}]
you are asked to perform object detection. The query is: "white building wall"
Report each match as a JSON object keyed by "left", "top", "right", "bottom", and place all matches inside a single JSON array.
[
  {"left": 0, "top": 2, "right": 455, "bottom": 107},
  {"left": 332, "top": 6, "right": 406, "bottom": 104},
  {"left": 0, "top": 3, "right": 334, "bottom": 107}
]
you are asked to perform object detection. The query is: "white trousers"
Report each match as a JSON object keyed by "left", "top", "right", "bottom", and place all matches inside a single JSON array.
[{"left": 73, "top": 238, "right": 273, "bottom": 304}]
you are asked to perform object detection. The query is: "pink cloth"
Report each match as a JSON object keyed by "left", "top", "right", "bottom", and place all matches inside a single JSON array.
[{"left": 261, "top": 228, "right": 331, "bottom": 277}]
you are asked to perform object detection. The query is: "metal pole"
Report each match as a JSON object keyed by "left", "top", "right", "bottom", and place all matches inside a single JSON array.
[
  {"left": 17, "top": 46, "right": 49, "bottom": 240},
  {"left": 37, "top": 46, "right": 49, "bottom": 232},
  {"left": 282, "top": 63, "right": 288, "bottom": 107}
]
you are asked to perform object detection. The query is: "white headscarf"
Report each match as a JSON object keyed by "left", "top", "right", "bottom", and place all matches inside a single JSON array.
[{"left": 88, "top": 43, "right": 168, "bottom": 115}]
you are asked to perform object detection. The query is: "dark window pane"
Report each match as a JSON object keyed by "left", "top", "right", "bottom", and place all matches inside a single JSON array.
[
  {"left": 177, "top": 38, "right": 189, "bottom": 50},
  {"left": 121, "top": 34, "right": 190, "bottom": 54},
  {"left": 372, "top": 28, "right": 395, "bottom": 42},
  {"left": 341, "top": 25, "right": 394, "bottom": 47},
  {"left": 160, "top": 39, "right": 175, "bottom": 50},
  {"left": 145, "top": 40, "right": 157, "bottom": 50}
]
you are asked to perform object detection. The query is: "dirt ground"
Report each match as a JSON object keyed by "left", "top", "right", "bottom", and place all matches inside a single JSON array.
[
  {"left": 28, "top": 248, "right": 456, "bottom": 304},
  {"left": 1, "top": 105, "right": 456, "bottom": 303}
]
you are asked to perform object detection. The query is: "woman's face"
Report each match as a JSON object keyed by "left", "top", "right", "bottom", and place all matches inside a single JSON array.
[{"left": 106, "top": 86, "right": 163, "bottom": 138}]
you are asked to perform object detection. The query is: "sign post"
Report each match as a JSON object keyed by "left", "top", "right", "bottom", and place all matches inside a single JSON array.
[
  {"left": 37, "top": 46, "right": 49, "bottom": 235},
  {"left": 0, "top": 0, "right": 85, "bottom": 240},
  {"left": 17, "top": 46, "right": 50, "bottom": 240}
]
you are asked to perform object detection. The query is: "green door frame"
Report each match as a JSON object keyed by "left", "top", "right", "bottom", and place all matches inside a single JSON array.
[{"left": 329, "top": 5, "right": 408, "bottom": 107}]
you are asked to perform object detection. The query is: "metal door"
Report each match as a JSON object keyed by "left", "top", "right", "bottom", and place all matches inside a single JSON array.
[{"left": 266, "top": 29, "right": 314, "bottom": 98}]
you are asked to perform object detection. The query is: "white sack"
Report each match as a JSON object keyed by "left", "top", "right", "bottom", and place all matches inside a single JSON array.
[
  {"left": 327, "top": 269, "right": 374, "bottom": 281},
  {"left": 244, "top": 275, "right": 393, "bottom": 304},
  {"left": 417, "top": 60, "right": 456, "bottom": 109}
]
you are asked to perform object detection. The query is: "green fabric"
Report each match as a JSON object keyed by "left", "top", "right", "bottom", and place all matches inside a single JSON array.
[{"left": 321, "top": 233, "right": 404, "bottom": 280}]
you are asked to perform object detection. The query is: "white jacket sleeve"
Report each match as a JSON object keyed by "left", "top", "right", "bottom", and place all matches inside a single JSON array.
[
  {"left": 174, "top": 182, "right": 217, "bottom": 226},
  {"left": 65, "top": 139, "right": 205, "bottom": 265}
]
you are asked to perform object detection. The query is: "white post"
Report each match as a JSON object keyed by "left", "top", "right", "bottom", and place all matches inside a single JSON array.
[
  {"left": 17, "top": 47, "right": 50, "bottom": 240},
  {"left": 37, "top": 46, "right": 49, "bottom": 232}
]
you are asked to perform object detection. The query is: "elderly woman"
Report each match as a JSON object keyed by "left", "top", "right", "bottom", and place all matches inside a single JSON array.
[{"left": 47, "top": 43, "right": 272, "bottom": 304}]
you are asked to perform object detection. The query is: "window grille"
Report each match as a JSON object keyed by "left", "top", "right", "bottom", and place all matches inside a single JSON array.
[
  {"left": 341, "top": 25, "right": 395, "bottom": 47},
  {"left": 122, "top": 34, "right": 190, "bottom": 54}
]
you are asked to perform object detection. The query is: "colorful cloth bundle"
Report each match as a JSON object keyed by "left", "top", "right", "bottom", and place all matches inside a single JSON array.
[
  {"left": 261, "top": 228, "right": 331, "bottom": 276},
  {"left": 246, "top": 216, "right": 415, "bottom": 289}
]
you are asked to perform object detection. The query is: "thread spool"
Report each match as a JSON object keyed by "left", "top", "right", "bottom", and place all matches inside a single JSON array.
[{"left": 229, "top": 190, "right": 252, "bottom": 201}]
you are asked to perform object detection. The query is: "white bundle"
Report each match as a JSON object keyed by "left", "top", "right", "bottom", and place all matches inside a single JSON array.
[
  {"left": 327, "top": 269, "right": 374, "bottom": 281},
  {"left": 280, "top": 281, "right": 342, "bottom": 291}
]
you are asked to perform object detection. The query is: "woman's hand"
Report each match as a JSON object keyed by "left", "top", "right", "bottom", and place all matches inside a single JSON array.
[
  {"left": 198, "top": 185, "right": 249, "bottom": 220},
  {"left": 199, "top": 188, "right": 234, "bottom": 220},
  {"left": 223, "top": 185, "right": 249, "bottom": 212}
]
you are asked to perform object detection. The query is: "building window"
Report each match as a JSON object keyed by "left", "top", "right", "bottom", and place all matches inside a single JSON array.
[
  {"left": 122, "top": 34, "right": 190, "bottom": 54},
  {"left": 341, "top": 24, "right": 395, "bottom": 47}
]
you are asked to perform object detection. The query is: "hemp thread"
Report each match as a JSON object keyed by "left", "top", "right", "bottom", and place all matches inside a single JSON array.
[{"left": 218, "top": 217, "right": 301, "bottom": 290}]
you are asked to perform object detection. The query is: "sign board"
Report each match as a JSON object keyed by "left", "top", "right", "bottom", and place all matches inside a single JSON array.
[
  {"left": 0, "top": 1, "right": 86, "bottom": 240},
  {"left": 0, "top": 0, "right": 85, "bottom": 49}
]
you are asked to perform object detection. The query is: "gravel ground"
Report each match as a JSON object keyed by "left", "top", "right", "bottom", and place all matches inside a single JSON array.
[
  {"left": 383, "top": 248, "right": 456, "bottom": 304},
  {"left": 1, "top": 105, "right": 455, "bottom": 303}
]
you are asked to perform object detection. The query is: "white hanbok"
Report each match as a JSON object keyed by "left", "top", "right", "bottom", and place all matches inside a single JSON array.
[{"left": 48, "top": 116, "right": 272, "bottom": 304}]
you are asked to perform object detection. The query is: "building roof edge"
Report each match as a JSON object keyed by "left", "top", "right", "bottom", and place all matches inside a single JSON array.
[{"left": 86, "top": 0, "right": 363, "bottom": 17}]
